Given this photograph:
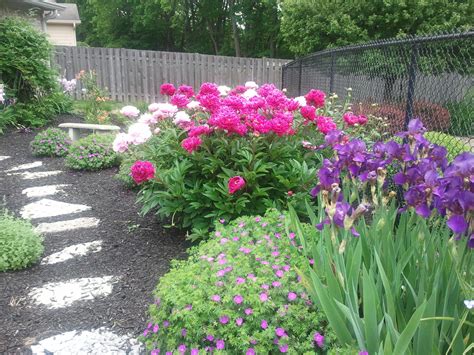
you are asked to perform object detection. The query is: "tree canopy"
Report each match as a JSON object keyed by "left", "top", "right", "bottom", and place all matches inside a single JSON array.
[{"left": 60, "top": 0, "right": 473, "bottom": 58}]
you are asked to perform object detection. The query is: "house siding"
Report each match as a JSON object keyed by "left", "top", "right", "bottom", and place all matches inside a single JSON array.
[{"left": 46, "top": 23, "right": 77, "bottom": 46}]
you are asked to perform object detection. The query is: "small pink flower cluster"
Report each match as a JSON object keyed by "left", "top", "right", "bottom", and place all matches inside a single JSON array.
[{"left": 343, "top": 111, "right": 368, "bottom": 126}]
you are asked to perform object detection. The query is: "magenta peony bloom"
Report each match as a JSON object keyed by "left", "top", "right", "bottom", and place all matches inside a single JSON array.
[
  {"left": 177, "top": 85, "right": 194, "bottom": 98},
  {"left": 160, "top": 83, "right": 176, "bottom": 96},
  {"left": 130, "top": 161, "right": 155, "bottom": 184},
  {"left": 305, "top": 89, "right": 326, "bottom": 108},
  {"left": 300, "top": 105, "right": 317, "bottom": 121},
  {"left": 343, "top": 112, "right": 359, "bottom": 126},
  {"left": 181, "top": 136, "right": 202, "bottom": 153},
  {"left": 170, "top": 94, "right": 189, "bottom": 108},
  {"left": 228, "top": 176, "right": 246, "bottom": 194},
  {"left": 317, "top": 116, "right": 337, "bottom": 134}
]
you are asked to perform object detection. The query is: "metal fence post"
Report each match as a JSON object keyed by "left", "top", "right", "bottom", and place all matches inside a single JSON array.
[
  {"left": 329, "top": 52, "right": 335, "bottom": 94},
  {"left": 297, "top": 59, "right": 303, "bottom": 96},
  {"left": 404, "top": 44, "right": 418, "bottom": 130}
]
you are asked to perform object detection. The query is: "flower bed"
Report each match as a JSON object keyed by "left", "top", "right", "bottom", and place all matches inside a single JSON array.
[
  {"left": 113, "top": 82, "right": 385, "bottom": 239},
  {"left": 142, "top": 210, "right": 354, "bottom": 354}
]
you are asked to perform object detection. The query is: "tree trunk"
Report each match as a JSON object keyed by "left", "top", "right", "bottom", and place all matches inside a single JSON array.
[
  {"left": 207, "top": 21, "right": 219, "bottom": 54},
  {"left": 229, "top": 0, "right": 241, "bottom": 57}
]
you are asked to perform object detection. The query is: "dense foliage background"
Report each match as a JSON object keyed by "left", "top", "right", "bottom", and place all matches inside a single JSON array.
[{"left": 58, "top": 0, "right": 473, "bottom": 58}]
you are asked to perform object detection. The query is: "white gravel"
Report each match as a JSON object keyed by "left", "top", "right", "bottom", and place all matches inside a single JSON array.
[
  {"left": 20, "top": 199, "right": 91, "bottom": 219},
  {"left": 29, "top": 276, "right": 119, "bottom": 309},
  {"left": 30, "top": 327, "right": 143, "bottom": 354},
  {"left": 22, "top": 184, "right": 70, "bottom": 198},
  {"left": 35, "top": 217, "right": 100, "bottom": 233},
  {"left": 5, "top": 161, "right": 43, "bottom": 172},
  {"left": 41, "top": 241, "right": 103, "bottom": 265}
]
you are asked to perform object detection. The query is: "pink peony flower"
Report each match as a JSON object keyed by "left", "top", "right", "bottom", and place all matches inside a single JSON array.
[
  {"left": 120, "top": 105, "right": 140, "bottom": 118},
  {"left": 112, "top": 133, "right": 129, "bottom": 153},
  {"left": 160, "top": 83, "right": 176, "bottom": 96},
  {"left": 343, "top": 112, "right": 359, "bottom": 126},
  {"left": 199, "top": 82, "right": 220, "bottom": 96},
  {"left": 358, "top": 114, "right": 368, "bottom": 125},
  {"left": 188, "top": 125, "right": 211, "bottom": 137},
  {"left": 305, "top": 89, "right": 326, "bottom": 108},
  {"left": 181, "top": 136, "right": 202, "bottom": 153},
  {"left": 300, "top": 105, "right": 316, "bottom": 121},
  {"left": 317, "top": 116, "right": 337, "bottom": 134},
  {"left": 177, "top": 85, "right": 194, "bottom": 98},
  {"left": 228, "top": 176, "right": 246, "bottom": 194},
  {"left": 170, "top": 94, "right": 189, "bottom": 108},
  {"left": 130, "top": 161, "right": 155, "bottom": 184}
]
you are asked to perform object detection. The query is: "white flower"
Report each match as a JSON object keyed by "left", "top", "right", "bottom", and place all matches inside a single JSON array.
[
  {"left": 245, "top": 81, "right": 259, "bottom": 89},
  {"left": 242, "top": 89, "right": 258, "bottom": 100},
  {"left": 218, "top": 85, "right": 231, "bottom": 96},
  {"left": 112, "top": 133, "right": 129, "bottom": 153},
  {"left": 148, "top": 103, "right": 161, "bottom": 112},
  {"left": 186, "top": 100, "right": 201, "bottom": 110},
  {"left": 120, "top": 105, "right": 140, "bottom": 118},
  {"left": 464, "top": 300, "right": 474, "bottom": 310},
  {"left": 294, "top": 96, "right": 307, "bottom": 107},
  {"left": 127, "top": 123, "right": 152, "bottom": 145},
  {"left": 153, "top": 127, "right": 161, "bottom": 134},
  {"left": 138, "top": 113, "right": 155, "bottom": 125}
]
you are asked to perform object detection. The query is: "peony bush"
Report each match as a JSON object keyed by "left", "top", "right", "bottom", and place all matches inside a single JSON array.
[
  {"left": 142, "top": 210, "right": 354, "bottom": 354},
  {"left": 114, "top": 82, "right": 384, "bottom": 239}
]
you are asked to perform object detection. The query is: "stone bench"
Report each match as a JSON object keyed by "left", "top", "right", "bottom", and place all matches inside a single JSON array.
[{"left": 58, "top": 123, "right": 121, "bottom": 141}]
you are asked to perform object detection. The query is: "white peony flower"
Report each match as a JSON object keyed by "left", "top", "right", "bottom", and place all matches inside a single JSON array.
[
  {"left": 245, "top": 81, "right": 259, "bottom": 89},
  {"left": 120, "top": 105, "right": 140, "bottom": 118},
  {"left": 127, "top": 123, "right": 152, "bottom": 145}
]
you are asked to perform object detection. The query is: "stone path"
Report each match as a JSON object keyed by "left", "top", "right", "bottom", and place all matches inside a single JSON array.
[{"left": 0, "top": 159, "right": 144, "bottom": 354}]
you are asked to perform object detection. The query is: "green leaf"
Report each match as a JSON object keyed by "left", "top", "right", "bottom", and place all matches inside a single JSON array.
[{"left": 393, "top": 301, "right": 427, "bottom": 355}]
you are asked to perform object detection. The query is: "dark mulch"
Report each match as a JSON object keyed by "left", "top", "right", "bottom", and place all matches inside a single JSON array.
[{"left": 0, "top": 115, "right": 190, "bottom": 353}]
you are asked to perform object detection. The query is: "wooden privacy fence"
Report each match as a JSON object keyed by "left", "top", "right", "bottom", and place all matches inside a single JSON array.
[{"left": 53, "top": 46, "right": 290, "bottom": 102}]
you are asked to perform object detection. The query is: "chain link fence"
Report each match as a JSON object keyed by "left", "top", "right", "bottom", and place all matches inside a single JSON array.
[{"left": 282, "top": 30, "right": 474, "bottom": 152}]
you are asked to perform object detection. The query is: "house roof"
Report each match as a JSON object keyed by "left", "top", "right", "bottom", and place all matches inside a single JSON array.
[
  {"left": 20, "top": 0, "right": 66, "bottom": 11},
  {"left": 47, "top": 3, "right": 81, "bottom": 24}
]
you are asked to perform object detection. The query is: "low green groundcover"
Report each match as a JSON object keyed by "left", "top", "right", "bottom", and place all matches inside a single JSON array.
[
  {"left": 65, "top": 133, "right": 119, "bottom": 170},
  {"left": 0, "top": 211, "right": 44, "bottom": 272},
  {"left": 30, "top": 128, "right": 71, "bottom": 157},
  {"left": 142, "top": 210, "right": 353, "bottom": 354}
]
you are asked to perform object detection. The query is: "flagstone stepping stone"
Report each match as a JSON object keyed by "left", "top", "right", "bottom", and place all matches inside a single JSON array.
[
  {"left": 29, "top": 327, "right": 143, "bottom": 354},
  {"left": 8, "top": 170, "right": 63, "bottom": 180},
  {"left": 0, "top": 155, "right": 11, "bottom": 161},
  {"left": 41, "top": 241, "right": 103, "bottom": 265},
  {"left": 21, "top": 199, "right": 91, "bottom": 220},
  {"left": 22, "top": 184, "right": 70, "bottom": 198},
  {"left": 28, "top": 276, "right": 119, "bottom": 309},
  {"left": 35, "top": 217, "right": 100, "bottom": 234},
  {"left": 5, "top": 161, "right": 43, "bottom": 172}
]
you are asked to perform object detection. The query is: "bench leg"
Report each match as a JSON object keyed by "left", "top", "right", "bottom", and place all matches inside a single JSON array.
[{"left": 68, "top": 128, "right": 80, "bottom": 141}]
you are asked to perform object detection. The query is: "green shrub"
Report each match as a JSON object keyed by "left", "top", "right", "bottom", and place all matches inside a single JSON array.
[
  {"left": 31, "top": 128, "right": 72, "bottom": 157},
  {"left": 65, "top": 133, "right": 119, "bottom": 170},
  {"left": 135, "top": 128, "right": 319, "bottom": 240},
  {"left": 425, "top": 131, "right": 470, "bottom": 160},
  {"left": 143, "top": 210, "right": 352, "bottom": 354},
  {"left": 0, "top": 17, "right": 58, "bottom": 102},
  {"left": 446, "top": 95, "right": 474, "bottom": 137},
  {"left": 0, "top": 211, "right": 44, "bottom": 272}
]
